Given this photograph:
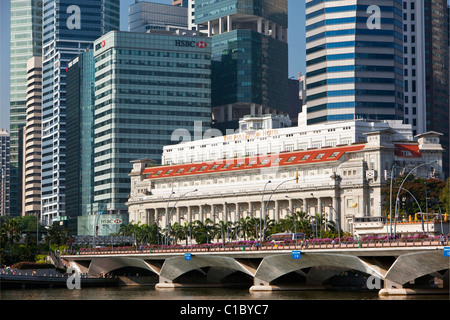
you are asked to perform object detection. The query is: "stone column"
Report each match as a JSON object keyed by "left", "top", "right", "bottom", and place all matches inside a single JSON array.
[
  {"left": 275, "top": 200, "right": 280, "bottom": 222},
  {"left": 227, "top": 15, "right": 232, "bottom": 32}
]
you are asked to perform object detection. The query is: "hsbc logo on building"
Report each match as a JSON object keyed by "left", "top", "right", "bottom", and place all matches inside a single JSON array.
[
  {"left": 175, "top": 40, "right": 208, "bottom": 48},
  {"left": 95, "top": 40, "right": 106, "bottom": 50}
]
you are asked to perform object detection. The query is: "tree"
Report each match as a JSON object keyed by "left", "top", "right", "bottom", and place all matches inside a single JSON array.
[{"left": 440, "top": 178, "right": 450, "bottom": 217}]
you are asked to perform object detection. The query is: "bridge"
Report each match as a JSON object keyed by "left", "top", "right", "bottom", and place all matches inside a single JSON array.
[{"left": 63, "top": 240, "right": 450, "bottom": 296}]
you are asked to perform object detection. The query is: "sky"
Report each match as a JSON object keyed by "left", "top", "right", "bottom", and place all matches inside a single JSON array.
[{"left": 0, "top": 0, "right": 306, "bottom": 131}]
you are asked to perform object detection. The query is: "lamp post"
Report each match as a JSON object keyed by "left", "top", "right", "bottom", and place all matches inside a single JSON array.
[
  {"left": 166, "top": 189, "right": 197, "bottom": 245},
  {"left": 401, "top": 187, "right": 425, "bottom": 234},
  {"left": 389, "top": 164, "right": 396, "bottom": 238},
  {"left": 310, "top": 193, "right": 318, "bottom": 239},
  {"left": 260, "top": 181, "right": 271, "bottom": 245},
  {"left": 393, "top": 161, "right": 437, "bottom": 237},
  {"left": 328, "top": 205, "right": 340, "bottom": 245},
  {"left": 165, "top": 191, "right": 175, "bottom": 245},
  {"left": 263, "top": 178, "right": 297, "bottom": 241}
]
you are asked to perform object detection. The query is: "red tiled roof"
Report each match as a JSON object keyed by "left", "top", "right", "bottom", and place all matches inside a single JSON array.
[
  {"left": 394, "top": 144, "right": 421, "bottom": 158},
  {"left": 143, "top": 144, "right": 367, "bottom": 180}
]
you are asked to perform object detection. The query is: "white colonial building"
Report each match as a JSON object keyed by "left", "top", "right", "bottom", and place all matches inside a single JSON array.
[{"left": 127, "top": 116, "right": 444, "bottom": 237}]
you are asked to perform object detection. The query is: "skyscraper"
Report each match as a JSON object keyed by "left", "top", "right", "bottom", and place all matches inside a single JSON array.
[
  {"left": 9, "top": 0, "right": 42, "bottom": 216},
  {"left": 92, "top": 30, "right": 211, "bottom": 216},
  {"left": 22, "top": 56, "right": 42, "bottom": 217},
  {"left": 0, "top": 129, "right": 10, "bottom": 216},
  {"left": 129, "top": 1, "right": 188, "bottom": 33},
  {"left": 40, "top": 0, "right": 120, "bottom": 225},
  {"left": 402, "top": 0, "right": 426, "bottom": 137},
  {"left": 66, "top": 51, "right": 95, "bottom": 228},
  {"left": 305, "top": 0, "right": 404, "bottom": 125},
  {"left": 195, "top": 0, "right": 289, "bottom": 132},
  {"left": 173, "top": 0, "right": 188, "bottom": 7},
  {"left": 423, "top": 0, "right": 449, "bottom": 178}
]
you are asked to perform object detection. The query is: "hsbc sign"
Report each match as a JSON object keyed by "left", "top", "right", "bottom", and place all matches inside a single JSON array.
[
  {"left": 95, "top": 40, "right": 106, "bottom": 50},
  {"left": 175, "top": 40, "right": 208, "bottom": 48}
]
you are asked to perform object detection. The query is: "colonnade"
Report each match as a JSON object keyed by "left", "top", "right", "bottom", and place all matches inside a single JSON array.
[{"left": 134, "top": 194, "right": 342, "bottom": 234}]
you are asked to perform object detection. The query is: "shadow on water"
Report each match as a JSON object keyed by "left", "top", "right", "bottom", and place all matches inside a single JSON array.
[{"left": 1, "top": 285, "right": 448, "bottom": 301}]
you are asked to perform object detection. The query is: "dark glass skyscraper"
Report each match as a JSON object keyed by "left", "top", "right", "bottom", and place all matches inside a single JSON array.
[
  {"left": 41, "top": 0, "right": 120, "bottom": 225},
  {"left": 305, "top": 0, "right": 404, "bottom": 125},
  {"left": 66, "top": 51, "right": 95, "bottom": 229},
  {"left": 424, "top": 0, "right": 449, "bottom": 178},
  {"left": 195, "top": 0, "right": 289, "bottom": 132}
]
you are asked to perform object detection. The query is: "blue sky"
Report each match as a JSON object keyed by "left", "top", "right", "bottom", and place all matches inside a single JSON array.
[{"left": 0, "top": 0, "right": 306, "bottom": 130}]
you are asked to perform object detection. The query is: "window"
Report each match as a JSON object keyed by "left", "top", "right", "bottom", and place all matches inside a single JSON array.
[
  {"left": 198, "top": 166, "right": 207, "bottom": 172},
  {"left": 247, "top": 161, "right": 257, "bottom": 166},
  {"left": 300, "top": 155, "right": 310, "bottom": 161},
  {"left": 176, "top": 168, "right": 183, "bottom": 174},
  {"left": 259, "top": 159, "right": 270, "bottom": 165},
  {"left": 329, "top": 152, "right": 340, "bottom": 158},
  {"left": 234, "top": 163, "right": 244, "bottom": 168},
  {"left": 187, "top": 167, "right": 195, "bottom": 173},
  {"left": 210, "top": 165, "right": 219, "bottom": 170},
  {"left": 164, "top": 170, "right": 173, "bottom": 175},
  {"left": 315, "top": 153, "right": 325, "bottom": 160},
  {"left": 222, "top": 163, "right": 231, "bottom": 169},
  {"left": 154, "top": 170, "right": 162, "bottom": 176},
  {"left": 286, "top": 157, "right": 296, "bottom": 163}
]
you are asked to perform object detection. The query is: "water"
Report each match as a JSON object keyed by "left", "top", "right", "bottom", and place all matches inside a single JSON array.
[
  {"left": 1, "top": 286, "right": 447, "bottom": 319},
  {"left": 1, "top": 285, "right": 447, "bottom": 300}
]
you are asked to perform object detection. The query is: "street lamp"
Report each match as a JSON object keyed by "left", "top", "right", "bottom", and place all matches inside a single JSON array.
[
  {"left": 262, "top": 178, "right": 297, "bottom": 241},
  {"left": 393, "top": 160, "right": 437, "bottom": 237},
  {"left": 328, "top": 205, "right": 340, "bottom": 245},
  {"left": 389, "top": 164, "right": 396, "bottom": 238},
  {"left": 165, "top": 191, "right": 175, "bottom": 245},
  {"left": 260, "top": 180, "right": 271, "bottom": 244},
  {"left": 310, "top": 193, "right": 318, "bottom": 239},
  {"left": 401, "top": 187, "right": 425, "bottom": 234},
  {"left": 166, "top": 189, "right": 197, "bottom": 245}
]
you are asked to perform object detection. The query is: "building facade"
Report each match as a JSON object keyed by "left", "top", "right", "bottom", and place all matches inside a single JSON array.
[
  {"left": 9, "top": 0, "right": 42, "bottom": 215},
  {"left": 423, "top": 0, "right": 449, "bottom": 178},
  {"left": 195, "top": 0, "right": 289, "bottom": 131},
  {"left": 0, "top": 129, "right": 10, "bottom": 216},
  {"left": 129, "top": 1, "right": 188, "bottom": 33},
  {"left": 66, "top": 51, "right": 96, "bottom": 230},
  {"left": 92, "top": 30, "right": 211, "bottom": 216},
  {"left": 40, "top": 0, "right": 120, "bottom": 225},
  {"left": 21, "top": 56, "right": 42, "bottom": 217},
  {"left": 127, "top": 121, "right": 444, "bottom": 238},
  {"left": 305, "top": 0, "right": 404, "bottom": 125}
]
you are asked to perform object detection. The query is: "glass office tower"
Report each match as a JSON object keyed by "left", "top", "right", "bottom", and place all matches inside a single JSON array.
[
  {"left": 41, "top": 0, "right": 120, "bottom": 225},
  {"left": 424, "top": 0, "right": 449, "bottom": 178},
  {"left": 93, "top": 31, "right": 211, "bottom": 215},
  {"left": 195, "top": 0, "right": 289, "bottom": 132},
  {"left": 305, "top": 0, "right": 404, "bottom": 125},
  {"left": 9, "top": 0, "right": 42, "bottom": 215},
  {"left": 129, "top": 1, "right": 188, "bottom": 33},
  {"left": 66, "top": 51, "right": 95, "bottom": 229}
]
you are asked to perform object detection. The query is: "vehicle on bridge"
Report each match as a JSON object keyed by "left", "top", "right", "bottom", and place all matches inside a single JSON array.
[{"left": 268, "top": 232, "right": 306, "bottom": 243}]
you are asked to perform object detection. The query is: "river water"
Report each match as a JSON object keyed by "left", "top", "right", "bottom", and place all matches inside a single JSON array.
[
  {"left": 1, "top": 285, "right": 448, "bottom": 300},
  {"left": 1, "top": 286, "right": 448, "bottom": 319}
]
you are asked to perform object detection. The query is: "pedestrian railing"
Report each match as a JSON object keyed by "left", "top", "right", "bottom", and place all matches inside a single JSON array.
[{"left": 70, "top": 238, "right": 447, "bottom": 256}]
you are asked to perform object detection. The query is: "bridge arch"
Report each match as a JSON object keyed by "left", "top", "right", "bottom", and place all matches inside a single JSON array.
[
  {"left": 254, "top": 253, "right": 384, "bottom": 286},
  {"left": 159, "top": 255, "right": 255, "bottom": 284},
  {"left": 384, "top": 251, "right": 449, "bottom": 286},
  {"left": 86, "top": 257, "right": 159, "bottom": 277}
]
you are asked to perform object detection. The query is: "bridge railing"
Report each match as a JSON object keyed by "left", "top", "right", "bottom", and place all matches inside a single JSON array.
[{"left": 69, "top": 237, "right": 445, "bottom": 256}]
